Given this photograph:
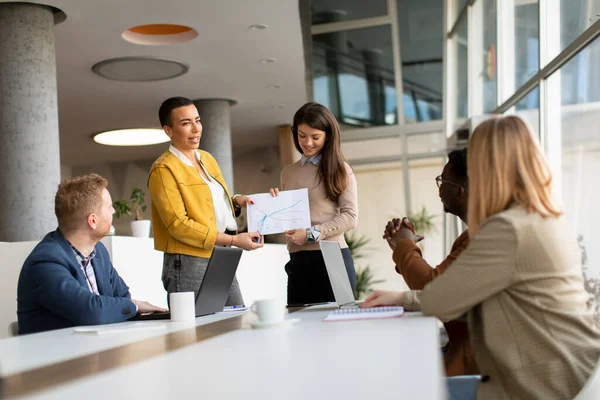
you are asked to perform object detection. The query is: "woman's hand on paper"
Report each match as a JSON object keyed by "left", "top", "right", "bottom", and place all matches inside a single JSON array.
[
  {"left": 233, "top": 232, "right": 264, "bottom": 250},
  {"left": 268, "top": 188, "right": 280, "bottom": 197},
  {"left": 285, "top": 228, "right": 307, "bottom": 245},
  {"left": 361, "top": 290, "right": 405, "bottom": 308},
  {"left": 233, "top": 195, "right": 254, "bottom": 208}
]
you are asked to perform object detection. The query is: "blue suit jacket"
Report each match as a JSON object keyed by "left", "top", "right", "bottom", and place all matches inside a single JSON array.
[{"left": 17, "top": 230, "right": 137, "bottom": 334}]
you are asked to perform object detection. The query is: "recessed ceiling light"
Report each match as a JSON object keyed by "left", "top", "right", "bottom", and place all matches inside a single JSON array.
[
  {"left": 122, "top": 24, "right": 198, "bottom": 45},
  {"left": 249, "top": 24, "right": 268, "bottom": 31},
  {"left": 92, "top": 57, "right": 188, "bottom": 82},
  {"left": 93, "top": 129, "right": 169, "bottom": 146},
  {"left": 266, "top": 84, "right": 281, "bottom": 89}
]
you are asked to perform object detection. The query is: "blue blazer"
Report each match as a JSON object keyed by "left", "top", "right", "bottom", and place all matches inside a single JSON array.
[{"left": 17, "top": 230, "right": 137, "bottom": 334}]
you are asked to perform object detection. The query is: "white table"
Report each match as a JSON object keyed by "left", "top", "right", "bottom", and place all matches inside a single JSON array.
[
  {"left": 0, "top": 311, "right": 246, "bottom": 377},
  {"left": 8, "top": 306, "right": 447, "bottom": 400}
]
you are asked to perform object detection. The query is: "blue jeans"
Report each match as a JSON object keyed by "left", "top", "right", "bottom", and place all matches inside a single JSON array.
[{"left": 446, "top": 375, "right": 481, "bottom": 400}]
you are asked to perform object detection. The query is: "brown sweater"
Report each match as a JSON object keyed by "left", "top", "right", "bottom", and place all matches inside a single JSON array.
[
  {"left": 281, "top": 161, "right": 358, "bottom": 253},
  {"left": 394, "top": 230, "right": 479, "bottom": 376}
]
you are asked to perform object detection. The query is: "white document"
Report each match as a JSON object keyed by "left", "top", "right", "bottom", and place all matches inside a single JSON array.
[
  {"left": 73, "top": 322, "right": 167, "bottom": 335},
  {"left": 247, "top": 189, "right": 311, "bottom": 235}
]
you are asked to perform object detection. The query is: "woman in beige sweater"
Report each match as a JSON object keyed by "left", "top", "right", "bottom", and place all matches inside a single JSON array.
[
  {"left": 270, "top": 102, "right": 358, "bottom": 305},
  {"left": 363, "top": 115, "right": 600, "bottom": 400}
]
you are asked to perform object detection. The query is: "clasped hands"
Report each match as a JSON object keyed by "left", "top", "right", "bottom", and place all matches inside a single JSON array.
[{"left": 382, "top": 217, "right": 425, "bottom": 251}]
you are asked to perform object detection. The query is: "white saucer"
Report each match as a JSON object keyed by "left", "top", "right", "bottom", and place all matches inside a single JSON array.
[{"left": 249, "top": 318, "right": 301, "bottom": 329}]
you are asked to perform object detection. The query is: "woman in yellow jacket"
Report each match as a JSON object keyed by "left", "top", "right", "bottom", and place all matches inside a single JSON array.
[{"left": 148, "top": 97, "right": 262, "bottom": 305}]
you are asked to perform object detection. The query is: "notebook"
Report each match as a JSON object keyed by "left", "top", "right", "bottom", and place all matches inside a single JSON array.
[{"left": 323, "top": 306, "right": 405, "bottom": 322}]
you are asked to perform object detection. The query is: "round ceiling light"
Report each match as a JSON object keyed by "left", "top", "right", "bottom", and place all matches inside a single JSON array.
[
  {"left": 92, "top": 57, "right": 188, "bottom": 82},
  {"left": 122, "top": 24, "right": 198, "bottom": 45},
  {"left": 93, "top": 129, "right": 169, "bottom": 146}
]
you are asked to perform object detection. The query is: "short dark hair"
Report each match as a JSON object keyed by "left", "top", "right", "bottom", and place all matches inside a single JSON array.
[
  {"left": 448, "top": 148, "right": 468, "bottom": 185},
  {"left": 159, "top": 97, "right": 194, "bottom": 127}
]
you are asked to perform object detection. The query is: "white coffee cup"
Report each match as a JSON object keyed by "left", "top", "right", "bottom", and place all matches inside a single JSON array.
[
  {"left": 251, "top": 298, "right": 285, "bottom": 324},
  {"left": 169, "top": 292, "right": 195, "bottom": 322}
]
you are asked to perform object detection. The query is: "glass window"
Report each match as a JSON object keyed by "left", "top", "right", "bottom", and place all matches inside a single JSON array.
[
  {"left": 504, "top": 86, "right": 540, "bottom": 138},
  {"left": 514, "top": 1, "right": 539, "bottom": 91},
  {"left": 550, "top": 37, "right": 600, "bottom": 312},
  {"left": 482, "top": 0, "right": 497, "bottom": 113},
  {"left": 311, "top": 0, "right": 387, "bottom": 25},
  {"left": 454, "top": 0, "right": 469, "bottom": 24},
  {"left": 546, "top": 0, "right": 600, "bottom": 60},
  {"left": 313, "top": 26, "right": 397, "bottom": 127},
  {"left": 408, "top": 157, "right": 446, "bottom": 266},
  {"left": 397, "top": 0, "right": 443, "bottom": 123},
  {"left": 454, "top": 20, "right": 468, "bottom": 118}
]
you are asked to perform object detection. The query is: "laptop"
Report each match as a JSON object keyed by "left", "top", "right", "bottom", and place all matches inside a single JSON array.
[
  {"left": 319, "top": 241, "right": 362, "bottom": 308},
  {"left": 130, "top": 246, "right": 244, "bottom": 321}
]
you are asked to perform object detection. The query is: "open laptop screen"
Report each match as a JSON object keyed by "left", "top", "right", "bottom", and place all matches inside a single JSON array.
[{"left": 319, "top": 241, "right": 356, "bottom": 307}]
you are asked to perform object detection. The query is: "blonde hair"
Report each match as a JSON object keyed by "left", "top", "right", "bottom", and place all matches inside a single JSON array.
[
  {"left": 467, "top": 115, "right": 562, "bottom": 235},
  {"left": 55, "top": 174, "right": 108, "bottom": 233}
]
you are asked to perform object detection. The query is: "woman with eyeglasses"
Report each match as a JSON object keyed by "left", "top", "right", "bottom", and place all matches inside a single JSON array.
[{"left": 364, "top": 115, "right": 600, "bottom": 399}]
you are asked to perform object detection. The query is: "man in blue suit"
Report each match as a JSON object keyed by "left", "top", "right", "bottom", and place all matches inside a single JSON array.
[{"left": 17, "top": 174, "right": 166, "bottom": 334}]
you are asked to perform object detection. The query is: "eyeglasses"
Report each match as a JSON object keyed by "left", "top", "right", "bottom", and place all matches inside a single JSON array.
[{"left": 435, "top": 175, "right": 467, "bottom": 191}]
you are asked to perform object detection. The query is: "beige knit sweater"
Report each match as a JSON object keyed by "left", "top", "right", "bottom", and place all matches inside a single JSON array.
[{"left": 281, "top": 160, "right": 358, "bottom": 253}]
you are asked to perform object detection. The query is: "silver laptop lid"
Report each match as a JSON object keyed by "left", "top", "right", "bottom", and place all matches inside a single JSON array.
[{"left": 319, "top": 241, "right": 355, "bottom": 307}]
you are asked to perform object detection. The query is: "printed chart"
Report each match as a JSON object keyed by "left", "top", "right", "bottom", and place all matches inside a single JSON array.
[{"left": 247, "top": 189, "right": 311, "bottom": 235}]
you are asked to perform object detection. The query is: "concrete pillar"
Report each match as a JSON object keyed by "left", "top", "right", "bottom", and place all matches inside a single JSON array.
[
  {"left": 278, "top": 125, "right": 301, "bottom": 169},
  {"left": 193, "top": 99, "right": 236, "bottom": 193},
  {"left": 0, "top": 3, "right": 61, "bottom": 242}
]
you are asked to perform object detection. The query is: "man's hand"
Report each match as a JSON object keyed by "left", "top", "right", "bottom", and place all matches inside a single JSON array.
[
  {"left": 233, "top": 232, "right": 264, "bottom": 251},
  {"left": 361, "top": 290, "right": 405, "bottom": 308},
  {"left": 132, "top": 300, "right": 168, "bottom": 314},
  {"left": 233, "top": 195, "right": 254, "bottom": 208},
  {"left": 382, "top": 217, "right": 424, "bottom": 250},
  {"left": 285, "top": 228, "right": 307, "bottom": 245}
]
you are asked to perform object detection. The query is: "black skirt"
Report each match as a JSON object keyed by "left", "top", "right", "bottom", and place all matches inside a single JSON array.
[{"left": 285, "top": 248, "right": 356, "bottom": 305}]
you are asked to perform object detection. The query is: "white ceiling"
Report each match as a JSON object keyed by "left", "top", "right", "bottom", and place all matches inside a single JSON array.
[{"left": 2, "top": 0, "right": 308, "bottom": 166}]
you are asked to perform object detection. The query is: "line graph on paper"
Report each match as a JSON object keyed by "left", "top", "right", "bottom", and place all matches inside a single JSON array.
[{"left": 246, "top": 189, "right": 311, "bottom": 235}]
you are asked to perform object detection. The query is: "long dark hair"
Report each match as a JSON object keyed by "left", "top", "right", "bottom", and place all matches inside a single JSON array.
[{"left": 292, "top": 102, "right": 349, "bottom": 201}]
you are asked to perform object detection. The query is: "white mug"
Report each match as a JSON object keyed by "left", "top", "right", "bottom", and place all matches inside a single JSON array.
[
  {"left": 251, "top": 298, "right": 285, "bottom": 324},
  {"left": 169, "top": 292, "right": 195, "bottom": 322}
]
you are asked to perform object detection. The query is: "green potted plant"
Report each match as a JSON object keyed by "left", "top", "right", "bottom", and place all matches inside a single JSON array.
[{"left": 113, "top": 188, "right": 150, "bottom": 238}]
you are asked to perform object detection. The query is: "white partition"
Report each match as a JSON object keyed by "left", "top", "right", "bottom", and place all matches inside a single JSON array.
[
  {"left": 0, "top": 237, "right": 289, "bottom": 339},
  {"left": 0, "top": 241, "right": 39, "bottom": 339}
]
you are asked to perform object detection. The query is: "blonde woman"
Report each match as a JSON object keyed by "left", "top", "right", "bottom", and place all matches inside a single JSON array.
[{"left": 363, "top": 116, "right": 600, "bottom": 400}]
